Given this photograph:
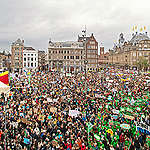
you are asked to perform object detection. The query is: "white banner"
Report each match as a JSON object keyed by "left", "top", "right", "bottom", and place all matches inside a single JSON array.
[
  {"left": 69, "top": 110, "right": 80, "bottom": 117},
  {"left": 112, "top": 109, "right": 119, "bottom": 114}
]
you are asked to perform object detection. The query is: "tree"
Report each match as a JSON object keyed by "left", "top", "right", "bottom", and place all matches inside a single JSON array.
[{"left": 136, "top": 56, "right": 149, "bottom": 71}]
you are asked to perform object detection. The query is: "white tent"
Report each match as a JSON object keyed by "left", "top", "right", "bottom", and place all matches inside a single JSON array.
[{"left": 0, "top": 81, "right": 10, "bottom": 95}]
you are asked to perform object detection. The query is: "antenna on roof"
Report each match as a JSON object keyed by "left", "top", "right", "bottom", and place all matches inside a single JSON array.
[{"left": 82, "top": 25, "right": 87, "bottom": 38}]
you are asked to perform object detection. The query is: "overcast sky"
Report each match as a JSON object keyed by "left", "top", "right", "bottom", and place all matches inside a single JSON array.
[{"left": 0, "top": 0, "right": 150, "bottom": 52}]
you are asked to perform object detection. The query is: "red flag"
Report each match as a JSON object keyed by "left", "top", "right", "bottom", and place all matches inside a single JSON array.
[{"left": 0, "top": 71, "right": 9, "bottom": 85}]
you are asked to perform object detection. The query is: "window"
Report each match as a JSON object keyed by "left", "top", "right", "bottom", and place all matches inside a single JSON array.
[
  {"left": 24, "top": 58, "right": 26, "bottom": 61},
  {"left": 81, "top": 51, "right": 82, "bottom": 54},
  {"left": 31, "top": 58, "right": 33, "bottom": 61},
  {"left": 31, "top": 63, "right": 33, "bottom": 67},
  {"left": 139, "top": 52, "right": 142, "bottom": 56},
  {"left": 28, "top": 57, "right": 30, "bottom": 61},
  {"left": 35, "top": 58, "right": 36, "bottom": 61},
  {"left": 70, "top": 56, "right": 74, "bottom": 59},
  {"left": 15, "top": 62, "right": 19, "bottom": 66},
  {"left": 31, "top": 54, "right": 33, "bottom": 56},
  {"left": 81, "top": 56, "right": 82, "bottom": 59},
  {"left": 61, "top": 51, "right": 63, "bottom": 54},
  {"left": 64, "top": 56, "right": 66, "bottom": 59},
  {"left": 90, "top": 41, "right": 95, "bottom": 44},
  {"left": 28, "top": 63, "right": 30, "bottom": 67},
  {"left": 59, "top": 51, "right": 61, "bottom": 53},
  {"left": 64, "top": 51, "right": 66, "bottom": 54},
  {"left": 28, "top": 54, "right": 30, "bottom": 56},
  {"left": 24, "top": 54, "right": 26, "bottom": 56},
  {"left": 133, "top": 52, "right": 136, "bottom": 56},
  {"left": 91, "top": 45, "right": 95, "bottom": 49},
  {"left": 24, "top": 63, "right": 26, "bottom": 67},
  {"left": 76, "top": 56, "right": 79, "bottom": 59},
  {"left": 87, "top": 45, "right": 91, "bottom": 49},
  {"left": 35, "top": 63, "right": 36, "bottom": 67},
  {"left": 67, "top": 51, "right": 69, "bottom": 54},
  {"left": 35, "top": 54, "right": 36, "bottom": 56},
  {"left": 67, "top": 56, "right": 69, "bottom": 59}
]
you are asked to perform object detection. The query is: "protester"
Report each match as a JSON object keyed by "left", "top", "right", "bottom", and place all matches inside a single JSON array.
[{"left": 0, "top": 68, "right": 149, "bottom": 150}]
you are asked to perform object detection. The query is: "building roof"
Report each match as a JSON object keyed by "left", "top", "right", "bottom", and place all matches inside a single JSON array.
[
  {"left": 24, "top": 47, "right": 36, "bottom": 51},
  {"left": 130, "top": 32, "right": 150, "bottom": 44},
  {"left": 49, "top": 41, "right": 84, "bottom": 48},
  {"left": 0, "top": 50, "right": 10, "bottom": 56},
  {"left": 78, "top": 36, "right": 90, "bottom": 42}
]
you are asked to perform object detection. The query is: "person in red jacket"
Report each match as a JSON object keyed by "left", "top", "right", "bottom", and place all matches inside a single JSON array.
[
  {"left": 119, "top": 133, "right": 125, "bottom": 149},
  {"left": 64, "top": 142, "right": 72, "bottom": 150},
  {"left": 81, "top": 143, "right": 86, "bottom": 150}
]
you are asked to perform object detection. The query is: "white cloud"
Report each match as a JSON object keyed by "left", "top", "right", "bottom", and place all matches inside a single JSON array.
[{"left": 0, "top": 0, "right": 150, "bottom": 52}]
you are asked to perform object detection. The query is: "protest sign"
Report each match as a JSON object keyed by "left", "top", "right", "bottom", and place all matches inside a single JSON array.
[
  {"left": 20, "top": 118, "right": 32, "bottom": 124},
  {"left": 50, "top": 107, "right": 57, "bottom": 112},
  {"left": 95, "top": 94, "right": 101, "bottom": 98},
  {"left": 111, "top": 115, "right": 118, "bottom": 119},
  {"left": 94, "top": 134, "right": 100, "bottom": 141},
  {"left": 24, "top": 138, "right": 30, "bottom": 144},
  {"left": 124, "top": 115, "right": 134, "bottom": 120},
  {"left": 120, "top": 124, "right": 130, "bottom": 129},
  {"left": 66, "top": 73, "right": 71, "bottom": 77},
  {"left": 106, "top": 129, "right": 113, "bottom": 136},
  {"left": 136, "top": 122, "right": 150, "bottom": 135},
  {"left": 112, "top": 109, "right": 119, "bottom": 114},
  {"left": 69, "top": 110, "right": 80, "bottom": 117},
  {"left": 47, "top": 97, "right": 53, "bottom": 102}
]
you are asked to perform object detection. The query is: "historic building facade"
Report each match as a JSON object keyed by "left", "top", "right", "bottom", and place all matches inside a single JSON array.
[
  {"left": 38, "top": 50, "right": 47, "bottom": 71},
  {"left": 23, "top": 47, "right": 38, "bottom": 71},
  {"left": 0, "top": 50, "right": 11, "bottom": 71},
  {"left": 98, "top": 46, "right": 109, "bottom": 68},
  {"left": 108, "top": 32, "right": 150, "bottom": 70},
  {"left": 11, "top": 39, "right": 24, "bottom": 73},
  {"left": 78, "top": 33, "right": 98, "bottom": 71},
  {"left": 48, "top": 41, "right": 84, "bottom": 73},
  {"left": 47, "top": 32, "right": 99, "bottom": 73}
]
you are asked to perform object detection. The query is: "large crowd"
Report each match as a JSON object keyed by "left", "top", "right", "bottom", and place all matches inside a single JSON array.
[{"left": 0, "top": 68, "right": 150, "bottom": 150}]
